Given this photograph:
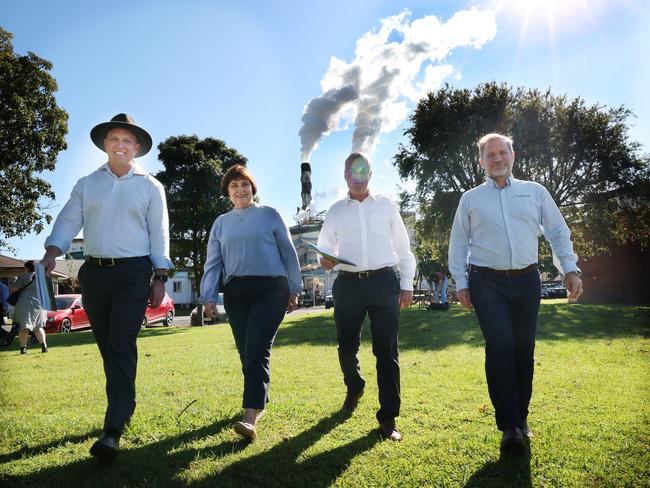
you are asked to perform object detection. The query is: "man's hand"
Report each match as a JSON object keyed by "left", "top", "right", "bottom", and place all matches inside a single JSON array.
[
  {"left": 320, "top": 257, "right": 336, "bottom": 270},
  {"left": 287, "top": 293, "right": 298, "bottom": 313},
  {"left": 458, "top": 288, "right": 473, "bottom": 311},
  {"left": 204, "top": 301, "right": 217, "bottom": 319},
  {"left": 564, "top": 272, "right": 583, "bottom": 301},
  {"left": 149, "top": 279, "right": 165, "bottom": 308},
  {"left": 399, "top": 290, "right": 413, "bottom": 309},
  {"left": 41, "top": 246, "right": 62, "bottom": 277}
]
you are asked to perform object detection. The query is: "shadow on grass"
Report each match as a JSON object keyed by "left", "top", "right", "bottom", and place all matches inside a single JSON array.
[
  {"left": 2, "top": 411, "right": 378, "bottom": 488},
  {"left": 465, "top": 446, "right": 532, "bottom": 488},
  {"left": 1, "top": 414, "right": 241, "bottom": 488},
  {"left": 206, "top": 410, "right": 380, "bottom": 488},
  {"left": 0, "top": 429, "right": 103, "bottom": 464},
  {"left": 23, "top": 326, "right": 191, "bottom": 350},
  {"left": 274, "top": 303, "right": 650, "bottom": 352}
]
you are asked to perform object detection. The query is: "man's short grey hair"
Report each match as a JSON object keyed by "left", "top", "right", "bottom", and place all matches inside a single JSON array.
[
  {"left": 477, "top": 133, "right": 514, "bottom": 159},
  {"left": 344, "top": 152, "right": 370, "bottom": 172}
]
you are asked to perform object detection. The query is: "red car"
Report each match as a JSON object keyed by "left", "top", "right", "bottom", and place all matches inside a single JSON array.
[{"left": 45, "top": 293, "right": 176, "bottom": 333}]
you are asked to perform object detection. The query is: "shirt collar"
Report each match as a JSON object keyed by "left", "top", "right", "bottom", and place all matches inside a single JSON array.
[
  {"left": 100, "top": 162, "right": 147, "bottom": 179},
  {"left": 345, "top": 190, "right": 375, "bottom": 204},
  {"left": 485, "top": 175, "right": 514, "bottom": 189}
]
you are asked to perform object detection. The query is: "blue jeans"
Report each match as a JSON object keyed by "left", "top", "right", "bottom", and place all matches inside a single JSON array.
[
  {"left": 469, "top": 267, "right": 541, "bottom": 430},
  {"left": 223, "top": 276, "right": 289, "bottom": 409}
]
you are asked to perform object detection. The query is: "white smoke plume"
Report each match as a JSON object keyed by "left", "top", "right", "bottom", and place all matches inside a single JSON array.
[{"left": 299, "top": 8, "right": 497, "bottom": 160}]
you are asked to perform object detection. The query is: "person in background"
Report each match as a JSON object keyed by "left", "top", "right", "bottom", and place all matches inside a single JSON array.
[
  {"left": 317, "top": 152, "right": 416, "bottom": 441},
  {"left": 199, "top": 164, "right": 301, "bottom": 441},
  {"left": 10, "top": 260, "right": 48, "bottom": 354},
  {"left": 449, "top": 133, "right": 583, "bottom": 455},
  {"left": 431, "top": 271, "right": 448, "bottom": 308},
  {"left": 42, "top": 114, "right": 172, "bottom": 462}
]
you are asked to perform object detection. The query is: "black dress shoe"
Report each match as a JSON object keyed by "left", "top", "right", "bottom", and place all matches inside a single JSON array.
[
  {"left": 90, "top": 431, "right": 120, "bottom": 461},
  {"left": 342, "top": 389, "right": 364, "bottom": 412},
  {"left": 500, "top": 427, "right": 525, "bottom": 455},
  {"left": 522, "top": 422, "right": 533, "bottom": 438}
]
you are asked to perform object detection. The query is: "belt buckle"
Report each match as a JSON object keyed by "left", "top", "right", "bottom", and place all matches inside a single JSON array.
[
  {"left": 358, "top": 271, "right": 371, "bottom": 279},
  {"left": 99, "top": 258, "right": 115, "bottom": 267}
]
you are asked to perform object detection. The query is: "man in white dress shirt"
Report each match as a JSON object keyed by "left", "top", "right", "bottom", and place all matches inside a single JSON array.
[
  {"left": 449, "top": 133, "right": 583, "bottom": 454},
  {"left": 41, "top": 114, "right": 172, "bottom": 462},
  {"left": 318, "top": 153, "right": 416, "bottom": 441}
]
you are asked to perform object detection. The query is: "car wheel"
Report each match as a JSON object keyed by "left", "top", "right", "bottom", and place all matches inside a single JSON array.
[
  {"left": 60, "top": 318, "right": 72, "bottom": 333},
  {"left": 165, "top": 310, "right": 174, "bottom": 326},
  {"left": 141, "top": 316, "right": 148, "bottom": 330}
]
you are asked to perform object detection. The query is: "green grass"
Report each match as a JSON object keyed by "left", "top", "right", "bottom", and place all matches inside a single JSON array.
[{"left": 1, "top": 301, "right": 648, "bottom": 487}]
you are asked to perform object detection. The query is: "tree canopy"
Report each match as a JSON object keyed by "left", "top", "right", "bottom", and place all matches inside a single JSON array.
[
  {"left": 0, "top": 27, "right": 68, "bottom": 249},
  {"left": 395, "top": 82, "right": 650, "bottom": 272},
  {"left": 155, "top": 135, "right": 247, "bottom": 294}
]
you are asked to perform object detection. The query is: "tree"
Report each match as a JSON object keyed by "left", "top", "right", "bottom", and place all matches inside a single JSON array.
[
  {"left": 0, "top": 27, "right": 68, "bottom": 249},
  {"left": 155, "top": 136, "right": 247, "bottom": 296},
  {"left": 395, "top": 82, "right": 650, "bottom": 271}
]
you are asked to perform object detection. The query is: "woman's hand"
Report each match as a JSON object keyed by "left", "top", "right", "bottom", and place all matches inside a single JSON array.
[
  {"left": 287, "top": 294, "right": 298, "bottom": 313},
  {"left": 204, "top": 301, "right": 218, "bottom": 319}
]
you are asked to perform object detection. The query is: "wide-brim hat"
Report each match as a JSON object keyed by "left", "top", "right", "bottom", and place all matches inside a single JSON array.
[{"left": 90, "top": 113, "right": 152, "bottom": 158}]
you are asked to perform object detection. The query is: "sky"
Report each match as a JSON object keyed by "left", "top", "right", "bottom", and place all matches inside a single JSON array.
[{"left": 3, "top": 0, "right": 649, "bottom": 259}]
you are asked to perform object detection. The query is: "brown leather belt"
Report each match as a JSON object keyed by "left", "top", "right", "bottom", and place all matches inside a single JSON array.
[
  {"left": 338, "top": 266, "right": 395, "bottom": 279},
  {"left": 470, "top": 264, "right": 537, "bottom": 277},
  {"left": 85, "top": 256, "right": 148, "bottom": 267}
]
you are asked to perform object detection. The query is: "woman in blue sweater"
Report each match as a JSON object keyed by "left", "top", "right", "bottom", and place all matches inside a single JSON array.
[{"left": 199, "top": 165, "right": 302, "bottom": 441}]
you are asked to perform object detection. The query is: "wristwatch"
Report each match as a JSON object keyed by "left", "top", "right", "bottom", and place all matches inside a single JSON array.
[{"left": 153, "top": 274, "right": 168, "bottom": 283}]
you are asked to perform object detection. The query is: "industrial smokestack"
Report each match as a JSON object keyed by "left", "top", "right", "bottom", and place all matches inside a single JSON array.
[{"left": 300, "top": 162, "right": 312, "bottom": 211}]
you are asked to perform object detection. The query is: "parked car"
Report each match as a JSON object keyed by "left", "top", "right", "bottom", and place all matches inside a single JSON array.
[
  {"left": 541, "top": 284, "right": 567, "bottom": 299},
  {"left": 45, "top": 293, "right": 175, "bottom": 333},
  {"left": 142, "top": 293, "right": 175, "bottom": 328},
  {"left": 324, "top": 294, "right": 334, "bottom": 309},
  {"left": 45, "top": 294, "right": 90, "bottom": 333}
]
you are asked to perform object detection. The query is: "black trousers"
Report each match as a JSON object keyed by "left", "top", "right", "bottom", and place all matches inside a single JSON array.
[
  {"left": 78, "top": 257, "right": 151, "bottom": 434},
  {"left": 332, "top": 270, "right": 401, "bottom": 422},
  {"left": 223, "top": 276, "right": 289, "bottom": 410},
  {"left": 469, "top": 267, "right": 541, "bottom": 431}
]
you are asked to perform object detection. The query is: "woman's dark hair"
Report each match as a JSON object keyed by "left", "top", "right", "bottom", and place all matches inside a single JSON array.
[
  {"left": 24, "top": 260, "right": 35, "bottom": 272},
  {"left": 221, "top": 165, "right": 258, "bottom": 197}
]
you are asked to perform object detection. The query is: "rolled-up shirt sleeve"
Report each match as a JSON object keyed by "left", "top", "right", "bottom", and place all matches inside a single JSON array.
[
  {"left": 273, "top": 211, "right": 303, "bottom": 294},
  {"left": 198, "top": 219, "right": 223, "bottom": 304},
  {"left": 539, "top": 187, "right": 579, "bottom": 275},
  {"left": 390, "top": 204, "right": 416, "bottom": 290},
  {"left": 44, "top": 179, "right": 85, "bottom": 255},
  {"left": 146, "top": 180, "right": 173, "bottom": 270},
  {"left": 449, "top": 194, "right": 471, "bottom": 290}
]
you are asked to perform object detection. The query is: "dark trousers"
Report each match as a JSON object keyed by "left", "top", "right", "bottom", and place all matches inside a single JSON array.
[
  {"left": 332, "top": 270, "right": 401, "bottom": 422},
  {"left": 78, "top": 257, "right": 151, "bottom": 434},
  {"left": 223, "top": 276, "right": 289, "bottom": 410},
  {"left": 469, "top": 267, "right": 541, "bottom": 431}
]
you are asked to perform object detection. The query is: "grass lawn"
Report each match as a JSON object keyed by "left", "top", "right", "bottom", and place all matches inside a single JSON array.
[{"left": 1, "top": 301, "right": 648, "bottom": 487}]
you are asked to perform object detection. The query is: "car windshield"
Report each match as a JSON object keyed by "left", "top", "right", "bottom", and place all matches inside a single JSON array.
[{"left": 55, "top": 297, "right": 76, "bottom": 309}]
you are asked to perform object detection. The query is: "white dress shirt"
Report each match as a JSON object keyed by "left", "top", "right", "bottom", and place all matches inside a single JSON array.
[
  {"left": 45, "top": 163, "right": 172, "bottom": 270},
  {"left": 449, "top": 176, "right": 579, "bottom": 290},
  {"left": 317, "top": 192, "right": 416, "bottom": 290}
]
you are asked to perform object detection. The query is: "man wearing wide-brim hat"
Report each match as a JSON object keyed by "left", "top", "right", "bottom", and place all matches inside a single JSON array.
[{"left": 41, "top": 113, "right": 172, "bottom": 462}]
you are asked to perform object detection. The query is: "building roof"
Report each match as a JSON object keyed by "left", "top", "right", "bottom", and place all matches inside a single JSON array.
[{"left": 54, "top": 259, "right": 85, "bottom": 279}]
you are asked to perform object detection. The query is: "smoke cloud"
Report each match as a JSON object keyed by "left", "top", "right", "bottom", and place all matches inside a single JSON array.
[{"left": 299, "top": 8, "right": 497, "bottom": 160}]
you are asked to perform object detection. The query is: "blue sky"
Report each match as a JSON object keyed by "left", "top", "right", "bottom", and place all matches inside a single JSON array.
[{"left": 3, "top": 0, "right": 649, "bottom": 259}]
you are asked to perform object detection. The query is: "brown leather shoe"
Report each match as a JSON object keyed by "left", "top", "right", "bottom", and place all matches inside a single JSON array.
[
  {"left": 379, "top": 420, "right": 402, "bottom": 441},
  {"left": 342, "top": 389, "right": 364, "bottom": 412},
  {"left": 233, "top": 421, "right": 257, "bottom": 441},
  {"left": 500, "top": 427, "right": 524, "bottom": 455}
]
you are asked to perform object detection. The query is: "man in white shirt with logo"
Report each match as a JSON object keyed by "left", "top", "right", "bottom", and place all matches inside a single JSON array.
[
  {"left": 318, "top": 153, "right": 416, "bottom": 441},
  {"left": 449, "top": 133, "right": 583, "bottom": 455},
  {"left": 41, "top": 114, "right": 172, "bottom": 462}
]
